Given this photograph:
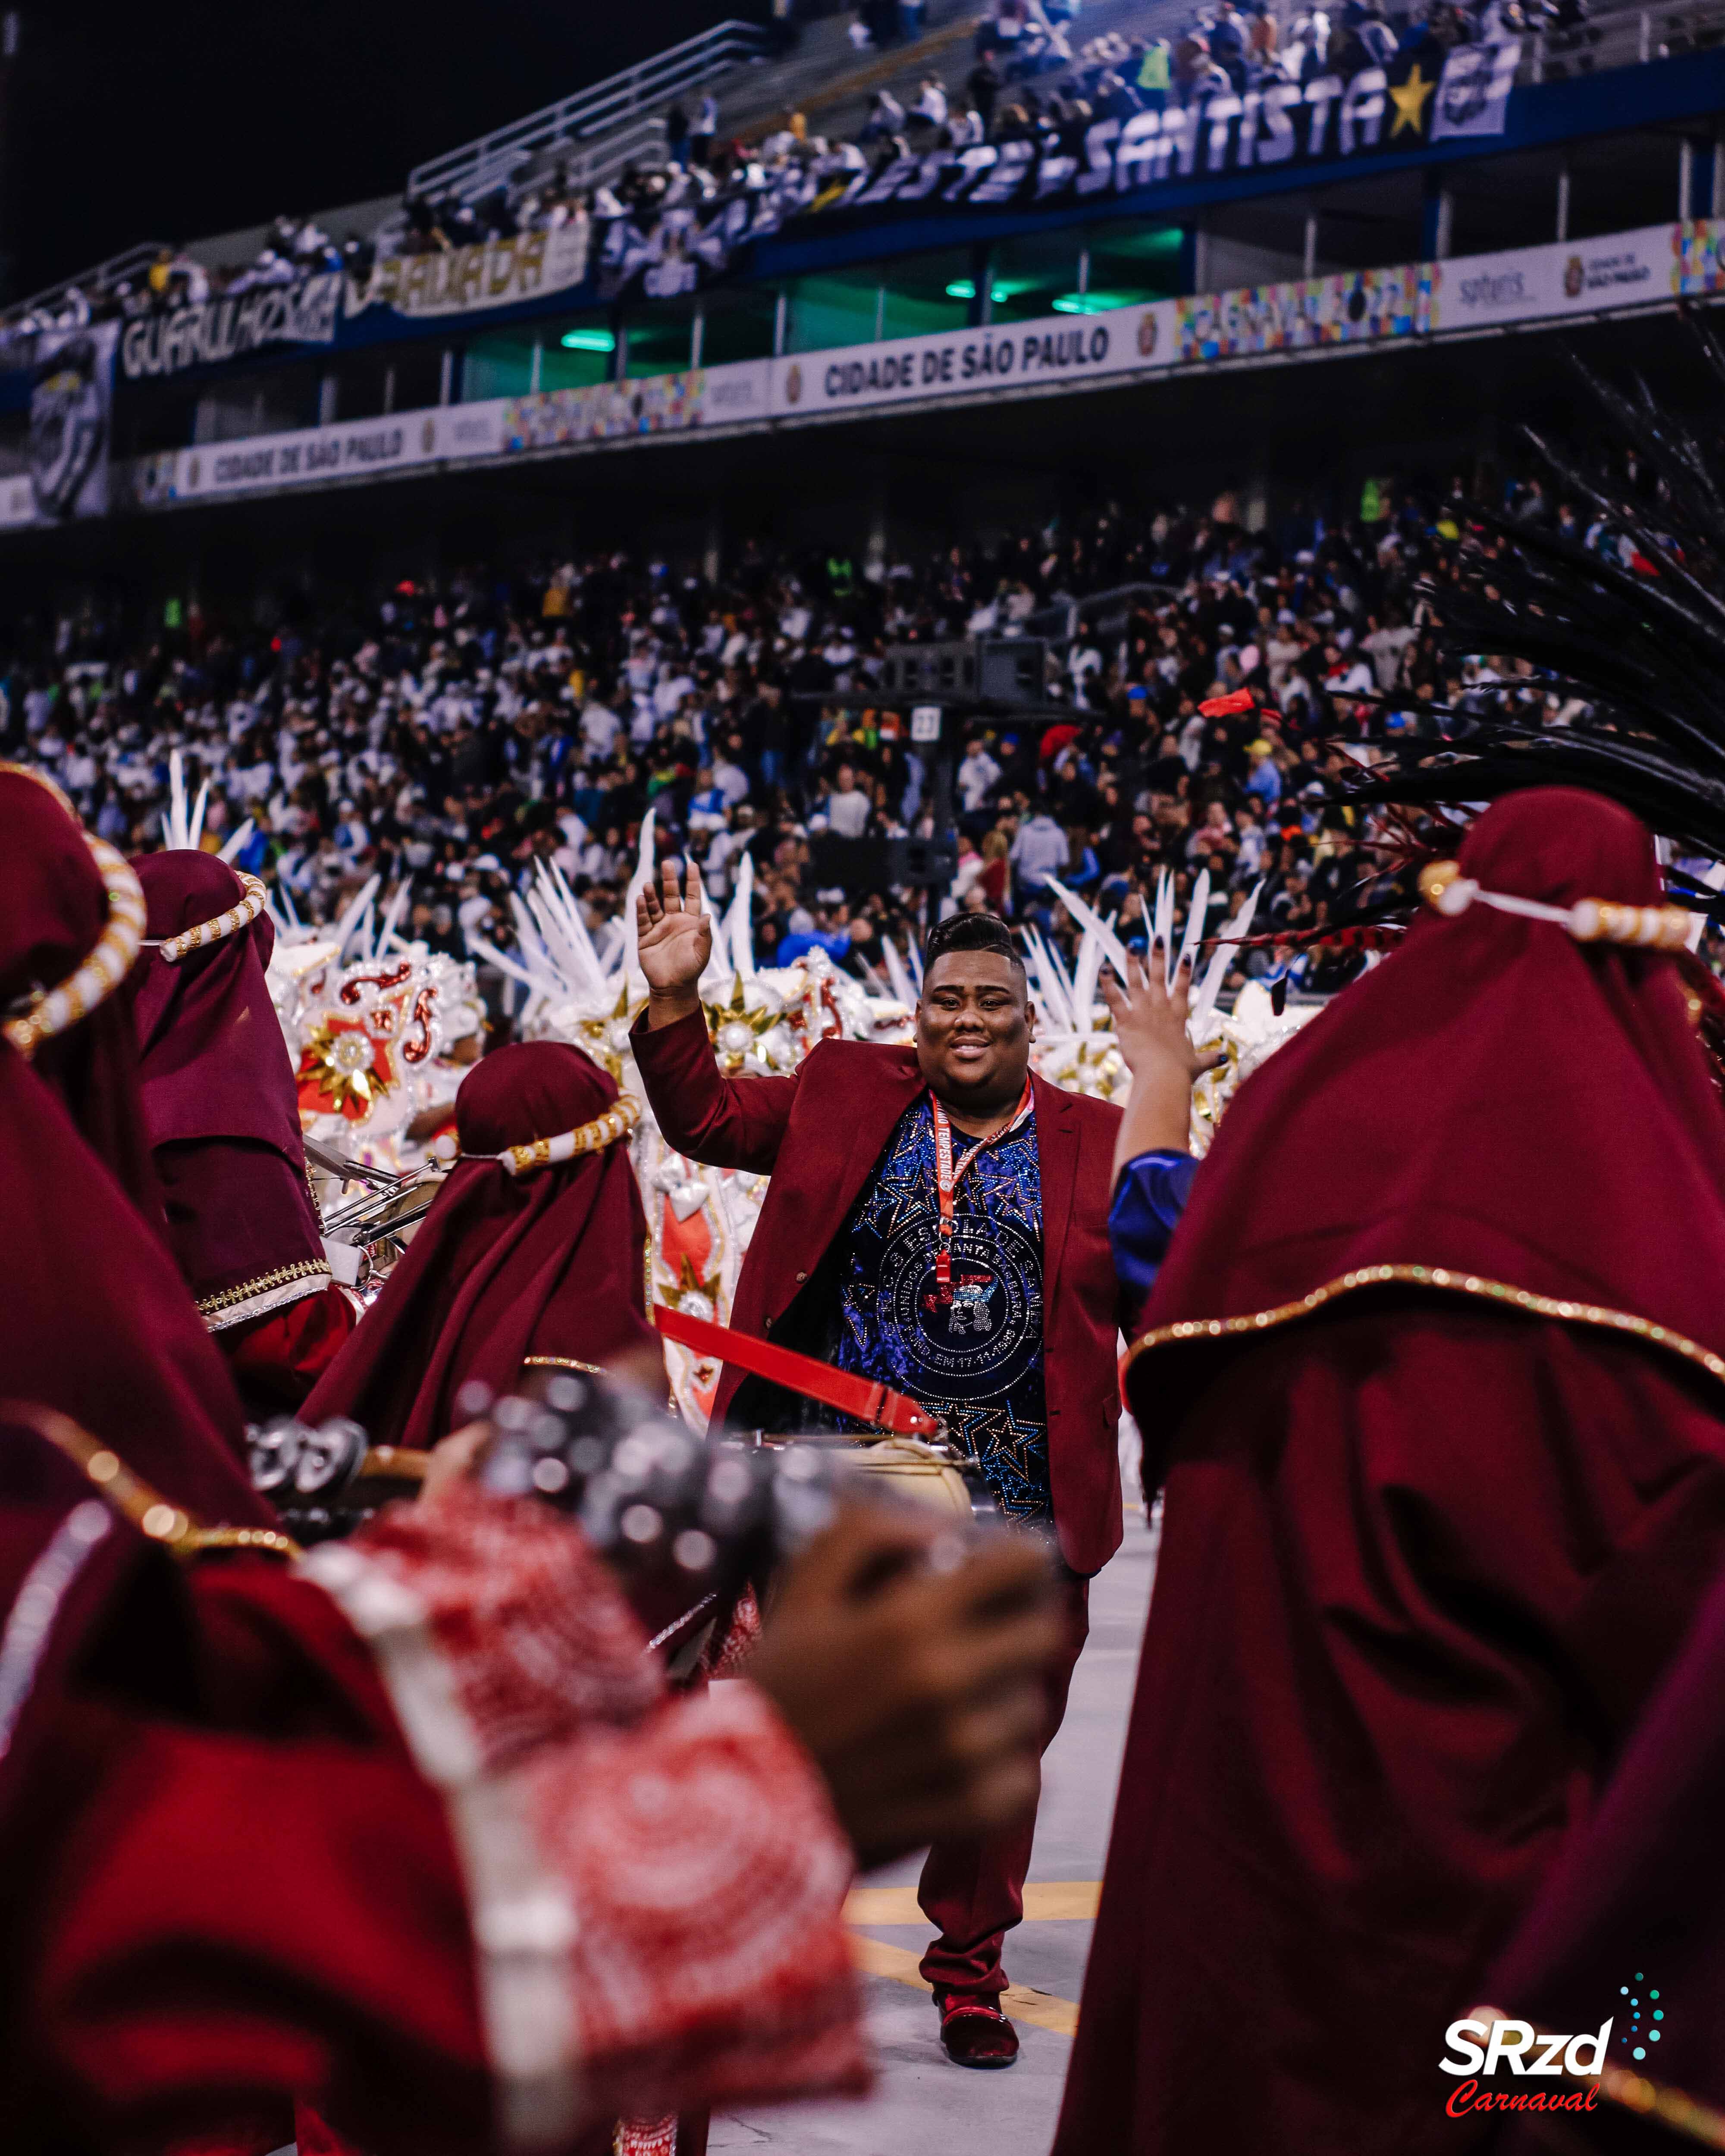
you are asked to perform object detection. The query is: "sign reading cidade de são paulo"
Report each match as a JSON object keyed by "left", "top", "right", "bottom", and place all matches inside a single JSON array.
[{"left": 771, "top": 304, "right": 1175, "bottom": 417}]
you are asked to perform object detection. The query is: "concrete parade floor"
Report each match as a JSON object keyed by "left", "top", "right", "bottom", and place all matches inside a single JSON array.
[{"left": 710, "top": 1515, "right": 1157, "bottom": 2156}]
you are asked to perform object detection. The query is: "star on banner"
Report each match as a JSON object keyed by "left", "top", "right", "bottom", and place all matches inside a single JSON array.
[{"left": 1389, "top": 63, "right": 1436, "bottom": 137}]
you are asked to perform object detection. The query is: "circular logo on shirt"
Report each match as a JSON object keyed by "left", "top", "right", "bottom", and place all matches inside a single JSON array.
[{"left": 876, "top": 1210, "right": 1041, "bottom": 1400}]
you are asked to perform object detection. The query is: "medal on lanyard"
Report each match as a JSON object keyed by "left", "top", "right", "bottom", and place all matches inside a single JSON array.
[{"left": 930, "top": 1078, "right": 1033, "bottom": 1304}]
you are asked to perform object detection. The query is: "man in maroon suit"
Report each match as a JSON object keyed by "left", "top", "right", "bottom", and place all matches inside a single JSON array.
[{"left": 634, "top": 863, "right": 1126, "bottom": 2069}]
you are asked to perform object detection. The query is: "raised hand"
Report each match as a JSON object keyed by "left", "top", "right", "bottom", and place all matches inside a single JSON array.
[
  {"left": 637, "top": 858, "right": 712, "bottom": 1024},
  {"left": 1101, "top": 941, "right": 1226, "bottom": 1173},
  {"left": 1101, "top": 943, "right": 1223, "bottom": 1089}
]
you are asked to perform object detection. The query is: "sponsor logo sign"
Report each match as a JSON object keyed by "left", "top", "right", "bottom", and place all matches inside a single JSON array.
[{"left": 1427, "top": 223, "right": 1669, "bottom": 329}]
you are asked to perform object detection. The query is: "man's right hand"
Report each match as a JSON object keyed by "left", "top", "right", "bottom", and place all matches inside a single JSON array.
[
  {"left": 637, "top": 859, "right": 713, "bottom": 1027},
  {"left": 746, "top": 1504, "right": 1063, "bottom": 1871}
]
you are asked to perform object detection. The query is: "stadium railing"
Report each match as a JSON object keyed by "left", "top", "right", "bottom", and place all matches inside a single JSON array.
[
  {"left": 1027, "top": 584, "right": 1182, "bottom": 650},
  {"left": 1525, "top": 0, "right": 1725, "bottom": 80},
  {"left": 9, "top": 240, "right": 169, "bottom": 330},
  {"left": 406, "top": 17, "right": 772, "bottom": 206}
]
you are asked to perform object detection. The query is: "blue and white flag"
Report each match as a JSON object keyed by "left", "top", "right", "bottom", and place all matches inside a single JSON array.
[{"left": 1430, "top": 37, "right": 1521, "bottom": 140}]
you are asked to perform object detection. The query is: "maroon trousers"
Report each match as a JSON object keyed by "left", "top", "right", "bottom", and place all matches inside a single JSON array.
[{"left": 918, "top": 1570, "right": 1090, "bottom": 1997}]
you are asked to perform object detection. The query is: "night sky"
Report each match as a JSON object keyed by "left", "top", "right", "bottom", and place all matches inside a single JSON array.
[{"left": 7, "top": 0, "right": 752, "bottom": 297}]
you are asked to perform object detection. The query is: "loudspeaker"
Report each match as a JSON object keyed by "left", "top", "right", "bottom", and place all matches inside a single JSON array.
[{"left": 809, "top": 833, "right": 958, "bottom": 893}]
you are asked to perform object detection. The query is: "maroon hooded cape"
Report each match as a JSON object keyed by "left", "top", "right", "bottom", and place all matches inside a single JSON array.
[
  {"left": 1479, "top": 1554, "right": 1725, "bottom": 2146},
  {"left": 302, "top": 1041, "right": 664, "bottom": 1448},
  {"left": 1055, "top": 790, "right": 1725, "bottom": 2156},
  {"left": 129, "top": 850, "right": 331, "bottom": 1320},
  {"left": 0, "top": 770, "right": 270, "bottom": 1526},
  {"left": 1, "top": 765, "right": 160, "bottom": 1216}
]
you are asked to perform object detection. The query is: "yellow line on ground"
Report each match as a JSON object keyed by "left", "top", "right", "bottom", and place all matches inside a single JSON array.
[
  {"left": 848, "top": 1935, "right": 1081, "bottom": 2036},
  {"left": 844, "top": 1880, "right": 1101, "bottom": 1924}
]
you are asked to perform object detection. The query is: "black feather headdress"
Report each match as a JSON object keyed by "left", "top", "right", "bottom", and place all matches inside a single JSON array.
[{"left": 1342, "top": 307, "right": 1725, "bottom": 885}]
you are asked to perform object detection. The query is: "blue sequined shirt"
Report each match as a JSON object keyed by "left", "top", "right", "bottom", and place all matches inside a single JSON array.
[
  {"left": 831, "top": 1096, "right": 1050, "bottom": 1522},
  {"left": 1110, "top": 1148, "right": 1200, "bottom": 1335}
]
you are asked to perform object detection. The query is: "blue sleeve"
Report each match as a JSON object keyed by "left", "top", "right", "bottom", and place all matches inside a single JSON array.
[{"left": 1110, "top": 1149, "right": 1200, "bottom": 1334}]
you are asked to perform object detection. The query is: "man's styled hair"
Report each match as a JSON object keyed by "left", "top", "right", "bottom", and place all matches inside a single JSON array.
[{"left": 922, "top": 911, "right": 1027, "bottom": 981}]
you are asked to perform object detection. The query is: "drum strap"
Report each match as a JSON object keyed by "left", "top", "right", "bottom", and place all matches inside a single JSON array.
[{"left": 653, "top": 1304, "right": 939, "bottom": 1437}]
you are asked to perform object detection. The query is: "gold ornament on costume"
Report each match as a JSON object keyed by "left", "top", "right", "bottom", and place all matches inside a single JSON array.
[
  {"left": 0, "top": 770, "right": 147, "bottom": 1061},
  {"left": 298, "top": 1015, "right": 398, "bottom": 1119},
  {"left": 461, "top": 1094, "right": 643, "bottom": 1177},
  {"left": 1421, "top": 859, "right": 1692, "bottom": 949},
  {"left": 147, "top": 870, "right": 269, "bottom": 964},
  {"left": 6, "top": 1400, "right": 301, "bottom": 1562},
  {"left": 704, "top": 972, "right": 782, "bottom": 1073},
  {"left": 668, "top": 1253, "right": 724, "bottom": 1326},
  {"left": 574, "top": 984, "right": 638, "bottom": 1080}
]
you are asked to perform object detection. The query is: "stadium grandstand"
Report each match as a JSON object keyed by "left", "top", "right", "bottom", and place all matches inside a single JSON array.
[
  {"left": 6, "top": 0, "right": 1725, "bottom": 989},
  {"left": 3, "top": 0, "right": 1724, "bottom": 559}
]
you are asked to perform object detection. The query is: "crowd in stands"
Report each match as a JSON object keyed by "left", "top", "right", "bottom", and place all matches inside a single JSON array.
[
  {"left": 2, "top": 462, "right": 1644, "bottom": 1014},
  {"left": 0, "top": 0, "right": 1603, "bottom": 349},
  {"left": 409, "top": 0, "right": 1568, "bottom": 267},
  {"left": 0, "top": 217, "right": 364, "bottom": 357},
  {"left": 370, "top": 0, "right": 1584, "bottom": 299}
]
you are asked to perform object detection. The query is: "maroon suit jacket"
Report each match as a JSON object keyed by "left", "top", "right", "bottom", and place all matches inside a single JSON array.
[{"left": 633, "top": 1008, "right": 1126, "bottom": 1575}]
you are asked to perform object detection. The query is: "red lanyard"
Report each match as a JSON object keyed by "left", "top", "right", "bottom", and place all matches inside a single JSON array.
[{"left": 929, "top": 1078, "right": 1034, "bottom": 1303}]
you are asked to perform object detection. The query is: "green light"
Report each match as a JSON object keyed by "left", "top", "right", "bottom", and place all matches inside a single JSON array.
[
  {"left": 1108, "top": 226, "right": 1184, "bottom": 257},
  {"left": 1052, "top": 290, "right": 1152, "bottom": 314},
  {"left": 560, "top": 328, "right": 616, "bottom": 352},
  {"left": 944, "top": 279, "right": 1014, "bottom": 303}
]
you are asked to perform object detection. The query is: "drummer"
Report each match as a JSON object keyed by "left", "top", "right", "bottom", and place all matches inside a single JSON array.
[{"left": 631, "top": 873, "right": 1142, "bottom": 2071}]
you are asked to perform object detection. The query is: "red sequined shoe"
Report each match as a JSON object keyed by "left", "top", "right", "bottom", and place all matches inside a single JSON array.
[{"left": 934, "top": 1990, "right": 1021, "bottom": 2068}]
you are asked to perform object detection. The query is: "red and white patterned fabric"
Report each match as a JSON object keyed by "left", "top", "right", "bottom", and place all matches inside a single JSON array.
[
  {"left": 524, "top": 1680, "right": 862, "bottom": 2127},
  {"left": 318, "top": 1483, "right": 661, "bottom": 1769},
  {"left": 302, "top": 1489, "right": 864, "bottom": 2147},
  {"left": 615, "top": 2122, "right": 677, "bottom": 2155}
]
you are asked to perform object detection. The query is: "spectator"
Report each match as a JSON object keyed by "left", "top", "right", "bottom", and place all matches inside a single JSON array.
[
  {"left": 692, "top": 93, "right": 719, "bottom": 165},
  {"left": 12, "top": 462, "right": 1596, "bottom": 1031},
  {"left": 978, "top": 828, "right": 1013, "bottom": 913},
  {"left": 1244, "top": 738, "right": 1282, "bottom": 810},
  {"left": 1010, "top": 806, "right": 1071, "bottom": 897},
  {"left": 859, "top": 88, "right": 906, "bottom": 143},
  {"left": 966, "top": 50, "right": 1004, "bottom": 131},
  {"left": 825, "top": 762, "right": 873, "bottom": 838},
  {"left": 958, "top": 735, "right": 1003, "bottom": 815},
  {"left": 910, "top": 76, "right": 950, "bottom": 131}
]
